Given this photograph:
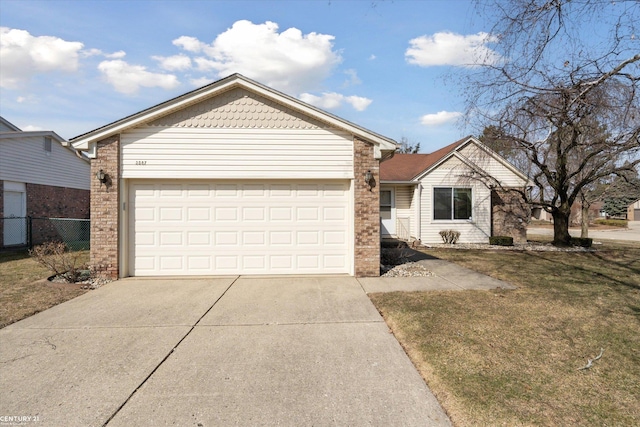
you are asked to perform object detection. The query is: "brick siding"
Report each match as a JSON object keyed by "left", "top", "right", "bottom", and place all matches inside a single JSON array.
[
  {"left": 26, "top": 183, "right": 89, "bottom": 245},
  {"left": 90, "top": 136, "right": 120, "bottom": 279},
  {"left": 353, "top": 137, "right": 381, "bottom": 277},
  {"left": 491, "top": 189, "right": 529, "bottom": 244}
]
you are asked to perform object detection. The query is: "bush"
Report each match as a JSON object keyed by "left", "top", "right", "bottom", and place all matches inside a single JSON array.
[
  {"left": 570, "top": 237, "right": 593, "bottom": 248},
  {"left": 29, "top": 242, "right": 87, "bottom": 283},
  {"left": 439, "top": 230, "right": 460, "bottom": 244},
  {"left": 490, "top": 236, "right": 514, "bottom": 246},
  {"left": 594, "top": 219, "right": 628, "bottom": 228}
]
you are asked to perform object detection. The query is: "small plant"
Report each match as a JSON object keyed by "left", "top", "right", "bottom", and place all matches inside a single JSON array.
[
  {"left": 489, "top": 236, "right": 514, "bottom": 246},
  {"left": 570, "top": 237, "right": 593, "bottom": 248},
  {"left": 29, "top": 242, "right": 87, "bottom": 283},
  {"left": 439, "top": 229, "right": 460, "bottom": 244}
]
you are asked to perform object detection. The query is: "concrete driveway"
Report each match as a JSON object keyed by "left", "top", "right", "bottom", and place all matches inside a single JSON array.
[{"left": 0, "top": 276, "right": 451, "bottom": 426}]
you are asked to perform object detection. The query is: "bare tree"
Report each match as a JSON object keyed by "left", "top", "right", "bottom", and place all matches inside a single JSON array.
[
  {"left": 397, "top": 136, "right": 421, "bottom": 153},
  {"left": 466, "top": 0, "right": 640, "bottom": 245}
]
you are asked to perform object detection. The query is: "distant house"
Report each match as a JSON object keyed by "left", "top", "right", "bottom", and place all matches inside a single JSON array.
[
  {"left": 0, "top": 117, "right": 90, "bottom": 248},
  {"left": 628, "top": 199, "right": 640, "bottom": 221},
  {"left": 380, "top": 136, "right": 531, "bottom": 244}
]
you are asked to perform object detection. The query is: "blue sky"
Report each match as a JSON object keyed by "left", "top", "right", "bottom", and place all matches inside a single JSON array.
[{"left": 0, "top": 0, "right": 499, "bottom": 153}]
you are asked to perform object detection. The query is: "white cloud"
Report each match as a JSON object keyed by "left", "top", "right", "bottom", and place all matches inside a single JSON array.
[
  {"left": 173, "top": 35, "right": 207, "bottom": 53},
  {"left": 420, "top": 111, "right": 462, "bottom": 126},
  {"left": 173, "top": 20, "right": 342, "bottom": 94},
  {"left": 368, "top": 54, "right": 376, "bottom": 60},
  {"left": 22, "top": 125, "right": 43, "bottom": 131},
  {"left": 299, "top": 92, "right": 372, "bottom": 111},
  {"left": 97, "top": 59, "right": 180, "bottom": 94},
  {"left": 106, "top": 50, "right": 127, "bottom": 59},
  {"left": 343, "top": 69, "right": 361, "bottom": 87},
  {"left": 406, "top": 31, "right": 501, "bottom": 67},
  {"left": 0, "top": 27, "right": 84, "bottom": 88},
  {"left": 80, "top": 48, "right": 125, "bottom": 59},
  {"left": 189, "top": 76, "right": 214, "bottom": 87},
  {"left": 153, "top": 54, "right": 192, "bottom": 71}
]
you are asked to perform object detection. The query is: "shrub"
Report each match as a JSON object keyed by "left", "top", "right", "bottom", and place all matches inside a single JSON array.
[
  {"left": 594, "top": 219, "right": 628, "bottom": 228},
  {"left": 439, "top": 229, "right": 460, "bottom": 244},
  {"left": 29, "top": 242, "right": 87, "bottom": 283},
  {"left": 490, "top": 236, "right": 514, "bottom": 246},
  {"left": 570, "top": 237, "right": 593, "bottom": 248}
]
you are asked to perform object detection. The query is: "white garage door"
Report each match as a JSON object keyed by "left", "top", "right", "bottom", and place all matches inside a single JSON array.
[{"left": 128, "top": 180, "right": 352, "bottom": 276}]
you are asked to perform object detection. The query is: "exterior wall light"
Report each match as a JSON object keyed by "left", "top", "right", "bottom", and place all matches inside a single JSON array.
[
  {"left": 96, "top": 169, "right": 108, "bottom": 185},
  {"left": 364, "top": 170, "right": 374, "bottom": 191}
]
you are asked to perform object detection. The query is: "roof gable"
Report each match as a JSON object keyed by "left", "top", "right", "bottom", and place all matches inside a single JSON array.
[
  {"left": 380, "top": 136, "right": 468, "bottom": 181},
  {"left": 71, "top": 74, "right": 396, "bottom": 157},
  {"left": 149, "top": 87, "right": 329, "bottom": 130},
  {"left": 381, "top": 136, "right": 530, "bottom": 185}
]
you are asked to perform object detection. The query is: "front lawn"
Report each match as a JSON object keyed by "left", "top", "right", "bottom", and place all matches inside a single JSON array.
[
  {"left": 0, "top": 250, "right": 89, "bottom": 328},
  {"left": 370, "top": 239, "right": 640, "bottom": 426}
]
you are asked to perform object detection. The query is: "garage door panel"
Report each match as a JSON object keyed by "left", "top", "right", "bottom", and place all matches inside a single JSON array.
[{"left": 129, "top": 180, "right": 351, "bottom": 276}]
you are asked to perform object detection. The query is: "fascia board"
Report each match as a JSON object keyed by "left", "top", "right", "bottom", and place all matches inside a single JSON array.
[{"left": 380, "top": 180, "right": 419, "bottom": 185}]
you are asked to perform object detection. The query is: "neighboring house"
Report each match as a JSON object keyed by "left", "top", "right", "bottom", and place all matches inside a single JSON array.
[
  {"left": 70, "top": 74, "right": 396, "bottom": 279},
  {"left": 531, "top": 205, "right": 553, "bottom": 222},
  {"left": 0, "top": 117, "right": 90, "bottom": 248},
  {"left": 379, "top": 136, "right": 531, "bottom": 244},
  {"left": 628, "top": 199, "right": 640, "bottom": 221}
]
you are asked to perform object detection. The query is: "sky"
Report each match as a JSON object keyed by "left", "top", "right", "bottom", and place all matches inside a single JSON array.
[{"left": 0, "top": 0, "right": 501, "bottom": 153}]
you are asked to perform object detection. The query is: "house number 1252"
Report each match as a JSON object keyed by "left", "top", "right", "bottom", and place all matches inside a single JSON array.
[{"left": 135, "top": 160, "right": 147, "bottom": 165}]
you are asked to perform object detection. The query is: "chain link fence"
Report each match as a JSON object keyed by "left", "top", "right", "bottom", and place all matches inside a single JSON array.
[{"left": 1, "top": 217, "right": 90, "bottom": 251}]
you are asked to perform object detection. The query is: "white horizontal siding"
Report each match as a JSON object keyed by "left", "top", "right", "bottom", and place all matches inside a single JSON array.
[
  {"left": 395, "top": 186, "right": 415, "bottom": 238},
  {"left": 419, "top": 161, "right": 492, "bottom": 244},
  {"left": 0, "top": 136, "right": 90, "bottom": 190},
  {"left": 458, "top": 144, "right": 527, "bottom": 187},
  {"left": 121, "top": 127, "right": 354, "bottom": 179}
]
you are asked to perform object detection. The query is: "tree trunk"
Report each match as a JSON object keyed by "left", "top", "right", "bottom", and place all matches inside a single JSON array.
[
  {"left": 581, "top": 203, "right": 590, "bottom": 238},
  {"left": 552, "top": 209, "right": 572, "bottom": 246}
]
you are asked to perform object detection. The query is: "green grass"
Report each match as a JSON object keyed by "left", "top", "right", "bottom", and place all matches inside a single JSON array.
[{"left": 370, "top": 239, "right": 640, "bottom": 426}]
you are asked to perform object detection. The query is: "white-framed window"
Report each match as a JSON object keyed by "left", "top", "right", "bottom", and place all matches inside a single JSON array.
[{"left": 433, "top": 187, "right": 472, "bottom": 220}]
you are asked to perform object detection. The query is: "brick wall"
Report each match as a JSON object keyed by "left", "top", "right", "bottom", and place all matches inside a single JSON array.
[
  {"left": 353, "top": 137, "right": 380, "bottom": 277},
  {"left": 491, "top": 189, "right": 529, "bottom": 244},
  {"left": 26, "top": 183, "right": 89, "bottom": 245},
  {"left": 90, "top": 136, "right": 120, "bottom": 279}
]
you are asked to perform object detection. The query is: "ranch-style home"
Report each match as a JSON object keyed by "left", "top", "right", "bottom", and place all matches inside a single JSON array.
[
  {"left": 71, "top": 74, "right": 397, "bottom": 279},
  {"left": 379, "top": 136, "right": 531, "bottom": 244}
]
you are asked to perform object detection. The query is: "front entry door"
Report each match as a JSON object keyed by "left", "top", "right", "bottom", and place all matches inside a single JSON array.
[
  {"left": 380, "top": 188, "right": 395, "bottom": 235},
  {"left": 4, "top": 191, "right": 27, "bottom": 246}
]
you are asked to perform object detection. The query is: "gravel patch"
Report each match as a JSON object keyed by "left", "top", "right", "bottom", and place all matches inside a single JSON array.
[
  {"left": 420, "top": 242, "right": 598, "bottom": 252},
  {"left": 381, "top": 262, "right": 435, "bottom": 277},
  {"left": 49, "top": 273, "right": 112, "bottom": 289}
]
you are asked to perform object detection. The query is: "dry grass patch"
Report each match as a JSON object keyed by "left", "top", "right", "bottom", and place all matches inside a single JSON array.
[
  {"left": 0, "top": 250, "right": 89, "bottom": 328},
  {"left": 370, "top": 240, "right": 640, "bottom": 426}
]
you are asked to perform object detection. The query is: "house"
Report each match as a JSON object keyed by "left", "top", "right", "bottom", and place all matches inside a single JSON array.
[
  {"left": 628, "top": 199, "right": 640, "bottom": 221},
  {"left": 379, "top": 136, "right": 531, "bottom": 244},
  {"left": 1, "top": 117, "right": 90, "bottom": 248},
  {"left": 70, "top": 74, "right": 397, "bottom": 279}
]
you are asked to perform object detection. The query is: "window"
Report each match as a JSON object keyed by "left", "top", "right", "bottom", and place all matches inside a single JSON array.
[
  {"left": 380, "top": 190, "right": 392, "bottom": 220},
  {"left": 434, "top": 188, "right": 472, "bottom": 220},
  {"left": 44, "top": 137, "right": 52, "bottom": 153}
]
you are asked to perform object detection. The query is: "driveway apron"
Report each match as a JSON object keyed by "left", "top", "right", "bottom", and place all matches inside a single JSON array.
[{"left": 0, "top": 276, "right": 451, "bottom": 427}]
